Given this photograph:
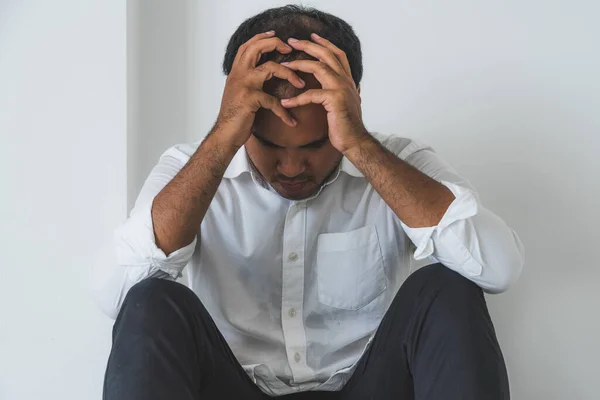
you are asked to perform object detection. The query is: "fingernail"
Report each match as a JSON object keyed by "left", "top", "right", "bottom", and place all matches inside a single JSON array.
[
  {"left": 281, "top": 62, "right": 290, "bottom": 66},
  {"left": 281, "top": 98, "right": 291, "bottom": 103},
  {"left": 298, "top": 78, "right": 305, "bottom": 86},
  {"left": 266, "top": 30, "right": 275, "bottom": 35},
  {"left": 312, "top": 33, "right": 321, "bottom": 39},
  {"left": 288, "top": 37, "right": 299, "bottom": 43},
  {"left": 291, "top": 118, "right": 297, "bottom": 126}
]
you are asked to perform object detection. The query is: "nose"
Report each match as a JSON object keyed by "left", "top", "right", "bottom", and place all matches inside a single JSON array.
[{"left": 277, "top": 152, "right": 306, "bottom": 178}]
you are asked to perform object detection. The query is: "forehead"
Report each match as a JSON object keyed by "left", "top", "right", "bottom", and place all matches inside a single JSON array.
[{"left": 254, "top": 102, "right": 328, "bottom": 148}]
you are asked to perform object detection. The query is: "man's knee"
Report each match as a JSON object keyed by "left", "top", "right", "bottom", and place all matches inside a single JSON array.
[
  {"left": 404, "top": 263, "right": 484, "bottom": 304},
  {"left": 400, "top": 263, "right": 495, "bottom": 348},
  {"left": 116, "top": 279, "right": 195, "bottom": 330},
  {"left": 125, "top": 277, "right": 189, "bottom": 305}
]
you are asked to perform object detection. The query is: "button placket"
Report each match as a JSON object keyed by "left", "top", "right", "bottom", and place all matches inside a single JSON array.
[{"left": 280, "top": 201, "right": 314, "bottom": 383}]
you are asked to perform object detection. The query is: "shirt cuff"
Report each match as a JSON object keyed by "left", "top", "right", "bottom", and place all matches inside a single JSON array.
[
  {"left": 401, "top": 181, "right": 479, "bottom": 261},
  {"left": 114, "top": 201, "right": 197, "bottom": 279}
]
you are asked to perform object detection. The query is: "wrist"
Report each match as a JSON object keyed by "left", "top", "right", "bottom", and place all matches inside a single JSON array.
[
  {"left": 209, "top": 123, "right": 248, "bottom": 154},
  {"left": 341, "top": 130, "right": 375, "bottom": 157},
  {"left": 206, "top": 126, "right": 244, "bottom": 158}
]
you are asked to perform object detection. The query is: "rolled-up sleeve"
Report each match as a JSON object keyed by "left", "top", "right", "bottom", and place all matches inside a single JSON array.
[
  {"left": 91, "top": 144, "right": 198, "bottom": 318},
  {"left": 399, "top": 143, "right": 524, "bottom": 294}
]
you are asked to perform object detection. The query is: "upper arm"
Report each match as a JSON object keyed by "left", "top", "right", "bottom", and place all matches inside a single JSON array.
[
  {"left": 130, "top": 144, "right": 196, "bottom": 216},
  {"left": 90, "top": 143, "right": 198, "bottom": 318},
  {"left": 401, "top": 144, "right": 476, "bottom": 193}
]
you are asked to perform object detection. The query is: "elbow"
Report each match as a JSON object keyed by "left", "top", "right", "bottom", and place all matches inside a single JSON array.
[
  {"left": 90, "top": 277, "right": 123, "bottom": 320},
  {"left": 89, "top": 236, "right": 186, "bottom": 319},
  {"left": 483, "top": 262, "right": 522, "bottom": 294},
  {"left": 89, "top": 241, "right": 126, "bottom": 320},
  {"left": 482, "top": 234, "right": 525, "bottom": 294},
  {"left": 89, "top": 206, "right": 192, "bottom": 319},
  {"left": 91, "top": 287, "right": 122, "bottom": 320}
]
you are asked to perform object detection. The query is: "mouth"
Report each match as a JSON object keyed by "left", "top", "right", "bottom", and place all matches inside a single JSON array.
[{"left": 277, "top": 180, "right": 309, "bottom": 193}]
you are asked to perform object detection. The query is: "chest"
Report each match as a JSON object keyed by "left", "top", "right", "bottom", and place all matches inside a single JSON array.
[
  {"left": 206, "top": 176, "right": 402, "bottom": 255},
  {"left": 197, "top": 176, "right": 411, "bottom": 312}
]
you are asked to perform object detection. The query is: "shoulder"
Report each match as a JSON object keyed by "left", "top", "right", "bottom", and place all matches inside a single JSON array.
[
  {"left": 371, "top": 132, "right": 434, "bottom": 160},
  {"left": 159, "top": 140, "right": 202, "bottom": 164}
]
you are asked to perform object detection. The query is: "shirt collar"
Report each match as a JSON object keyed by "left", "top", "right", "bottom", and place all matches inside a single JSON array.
[
  {"left": 223, "top": 146, "right": 365, "bottom": 180},
  {"left": 339, "top": 156, "right": 364, "bottom": 177},
  {"left": 223, "top": 145, "right": 252, "bottom": 179}
]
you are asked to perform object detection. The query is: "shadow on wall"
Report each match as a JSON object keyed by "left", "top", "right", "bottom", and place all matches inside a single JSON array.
[
  {"left": 127, "top": 0, "right": 196, "bottom": 211},
  {"left": 369, "top": 49, "right": 599, "bottom": 396},
  {"left": 484, "top": 163, "right": 591, "bottom": 400},
  {"left": 415, "top": 87, "right": 599, "bottom": 399}
]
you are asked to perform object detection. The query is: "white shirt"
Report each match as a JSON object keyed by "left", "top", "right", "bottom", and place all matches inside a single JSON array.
[{"left": 92, "top": 133, "right": 524, "bottom": 396}]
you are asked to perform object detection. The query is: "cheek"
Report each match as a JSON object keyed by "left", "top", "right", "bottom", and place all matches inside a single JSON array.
[
  {"left": 252, "top": 149, "right": 278, "bottom": 172},
  {"left": 308, "top": 151, "right": 340, "bottom": 176},
  {"left": 245, "top": 143, "right": 271, "bottom": 173}
]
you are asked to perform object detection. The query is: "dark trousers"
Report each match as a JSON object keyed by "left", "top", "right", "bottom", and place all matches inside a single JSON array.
[{"left": 103, "top": 263, "right": 510, "bottom": 399}]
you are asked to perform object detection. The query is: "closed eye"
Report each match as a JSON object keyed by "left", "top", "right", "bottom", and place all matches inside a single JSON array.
[
  {"left": 300, "top": 139, "right": 329, "bottom": 149},
  {"left": 253, "top": 134, "right": 281, "bottom": 148},
  {"left": 253, "top": 132, "right": 329, "bottom": 149}
]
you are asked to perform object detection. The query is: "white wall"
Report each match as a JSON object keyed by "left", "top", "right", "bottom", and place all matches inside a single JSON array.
[
  {"left": 127, "top": 0, "right": 195, "bottom": 210},
  {"left": 0, "top": 1, "right": 126, "bottom": 399},
  {"left": 185, "top": 1, "right": 599, "bottom": 399}
]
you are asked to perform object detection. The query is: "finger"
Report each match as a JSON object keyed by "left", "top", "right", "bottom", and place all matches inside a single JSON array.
[
  {"left": 234, "top": 31, "right": 276, "bottom": 64},
  {"left": 240, "top": 37, "right": 293, "bottom": 68},
  {"left": 244, "top": 30, "right": 276, "bottom": 46},
  {"left": 253, "top": 61, "right": 305, "bottom": 89},
  {"left": 280, "top": 89, "right": 331, "bottom": 108},
  {"left": 254, "top": 91, "right": 297, "bottom": 127},
  {"left": 280, "top": 60, "right": 342, "bottom": 88},
  {"left": 286, "top": 38, "right": 346, "bottom": 76},
  {"left": 310, "top": 33, "right": 353, "bottom": 81}
]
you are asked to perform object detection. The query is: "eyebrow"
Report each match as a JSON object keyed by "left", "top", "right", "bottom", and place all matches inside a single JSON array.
[{"left": 253, "top": 133, "right": 329, "bottom": 149}]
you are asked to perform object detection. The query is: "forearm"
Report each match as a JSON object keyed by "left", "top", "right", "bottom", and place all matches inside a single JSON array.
[
  {"left": 343, "top": 135, "right": 455, "bottom": 228},
  {"left": 152, "top": 128, "right": 238, "bottom": 255}
]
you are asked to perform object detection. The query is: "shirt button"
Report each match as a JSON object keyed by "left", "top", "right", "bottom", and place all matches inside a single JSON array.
[
  {"left": 294, "top": 352, "right": 301, "bottom": 363},
  {"left": 288, "top": 252, "right": 298, "bottom": 262},
  {"left": 288, "top": 308, "right": 297, "bottom": 318}
]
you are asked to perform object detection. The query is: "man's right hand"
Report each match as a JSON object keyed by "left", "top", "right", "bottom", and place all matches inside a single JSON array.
[{"left": 214, "top": 31, "right": 306, "bottom": 148}]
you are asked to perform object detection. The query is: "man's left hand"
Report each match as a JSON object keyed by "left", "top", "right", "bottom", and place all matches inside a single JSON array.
[{"left": 280, "top": 33, "right": 370, "bottom": 154}]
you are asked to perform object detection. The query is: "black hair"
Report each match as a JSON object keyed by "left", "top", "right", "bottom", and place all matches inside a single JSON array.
[{"left": 222, "top": 5, "right": 363, "bottom": 87}]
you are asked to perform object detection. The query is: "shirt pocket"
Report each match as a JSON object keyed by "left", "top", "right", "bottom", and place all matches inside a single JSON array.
[{"left": 316, "top": 225, "right": 387, "bottom": 311}]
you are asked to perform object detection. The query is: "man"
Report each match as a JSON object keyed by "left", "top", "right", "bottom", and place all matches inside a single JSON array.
[{"left": 93, "top": 5, "right": 524, "bottom": 400}]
